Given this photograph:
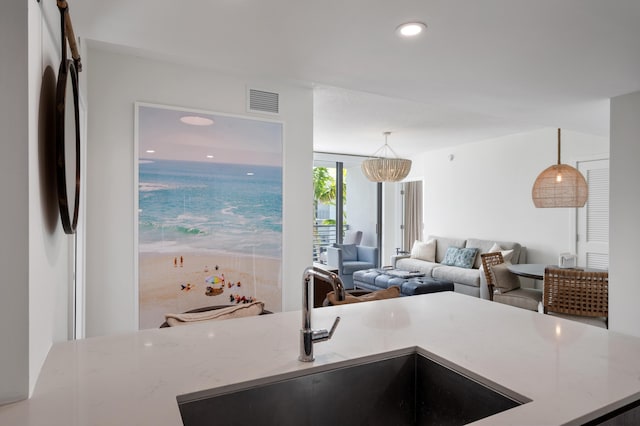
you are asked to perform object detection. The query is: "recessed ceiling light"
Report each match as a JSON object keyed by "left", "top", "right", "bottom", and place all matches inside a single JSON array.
[
  {"left": 396, "top": 22, "right": 427, "bottom": 38},
  {"left": 180, "top": 115, "right": 214, "bottom": 126},
  {"left": 145, "top": 149, "right": 156, "bottom": 154},
  {"left": 246, "top": 172, "right": 254, "bottom": 176},
  {"left": 206, "top": 155, "right": 214, "bottom": 159}
]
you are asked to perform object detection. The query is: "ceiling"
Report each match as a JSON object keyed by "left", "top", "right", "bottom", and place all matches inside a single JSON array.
[{"left": 72, "top": 0, "right": 640, "bottom": 157}]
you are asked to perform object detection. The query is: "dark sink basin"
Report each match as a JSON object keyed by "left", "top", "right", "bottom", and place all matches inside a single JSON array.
[{"left": 177, "top": 349, "right": 528, "bottom": 426}]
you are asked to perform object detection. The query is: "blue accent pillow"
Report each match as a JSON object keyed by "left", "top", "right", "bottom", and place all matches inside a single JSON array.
[
  {"left": 441, "top": 247, "right": 460, "bottom": 266},
  {"left": 454, "top": 248, "right": 479, "bottom": 269},
  {"left": 339, "top": 244, "right": 358, "bottom": 261}
]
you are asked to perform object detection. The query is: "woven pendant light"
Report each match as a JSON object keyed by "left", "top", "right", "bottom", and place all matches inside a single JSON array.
[
  {"left": 532, "top": 128, "right": 588, "bottom": 208},
  {"left": 361, "top": 132, "right": 412, "bottom": 182}
]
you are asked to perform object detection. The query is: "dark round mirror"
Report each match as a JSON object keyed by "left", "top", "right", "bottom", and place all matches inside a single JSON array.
[{"left": 55, "top": 59, "right": 80, "bottom": 234}]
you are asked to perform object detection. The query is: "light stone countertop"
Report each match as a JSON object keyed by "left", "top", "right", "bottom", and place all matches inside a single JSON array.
[{"left": 1, "top": 292, "right": 640, "bottom": 425}]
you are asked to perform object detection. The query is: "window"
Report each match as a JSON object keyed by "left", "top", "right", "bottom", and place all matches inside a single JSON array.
[{"left": 313, "top": 154, "right": 380, "bottom": 264}]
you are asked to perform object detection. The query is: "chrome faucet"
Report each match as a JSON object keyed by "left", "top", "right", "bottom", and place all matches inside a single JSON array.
[{"left": 299, "top": 266, "right": 346, "bottom": 362}]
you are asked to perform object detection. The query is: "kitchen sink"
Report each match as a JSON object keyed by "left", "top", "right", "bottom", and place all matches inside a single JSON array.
[{"left": 177, "top": 349, "right": 528, "bottom": 426}]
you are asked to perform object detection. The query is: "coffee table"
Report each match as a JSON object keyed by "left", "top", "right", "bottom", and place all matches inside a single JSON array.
[{"left": 353, "top": 269, "right": 453, "bottom": 297}]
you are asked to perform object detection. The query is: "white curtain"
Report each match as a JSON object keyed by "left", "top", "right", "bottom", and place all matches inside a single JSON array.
[{"left": 403, "top": 181, "right": 423, "bottom": 251}]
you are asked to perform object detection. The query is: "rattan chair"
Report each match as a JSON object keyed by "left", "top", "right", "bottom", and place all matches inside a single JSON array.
[
  {"left": 480, "top": 252, "right": 504, "bottom": 301},
  {"left": 543, "top": 267, "right": 608, "bottom": 328},
  {"left": 481, "top": 252, "right": 542, "bottom": 311}
]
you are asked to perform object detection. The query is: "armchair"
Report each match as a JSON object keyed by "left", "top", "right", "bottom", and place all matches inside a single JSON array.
[
  {"left": 326, "top": 244, "right": 378, "bottom": 289},
  {"left": 481, "top": 252, "right": 542, "bottom": 312},
  {"left": 318, "top": 230, "right": 362, "bottom": 264}
]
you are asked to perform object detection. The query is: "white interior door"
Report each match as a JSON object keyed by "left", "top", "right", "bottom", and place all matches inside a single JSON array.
[{"left": 576, "top": 159, "right": 609, "bottom": 269}]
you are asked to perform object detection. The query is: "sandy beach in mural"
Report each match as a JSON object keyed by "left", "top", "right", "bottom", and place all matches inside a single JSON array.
[{"left": 139, "top": 252, "right": 281, "bottom": 329}]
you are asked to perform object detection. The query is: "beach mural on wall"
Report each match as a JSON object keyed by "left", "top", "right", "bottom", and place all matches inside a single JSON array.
[{"left": 136, "top": 104, "right": 283, "bottom": 329}]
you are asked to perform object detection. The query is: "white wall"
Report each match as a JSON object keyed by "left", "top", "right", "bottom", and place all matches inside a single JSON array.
[
  {"left": 404, "top": 128, "right": 609, "bottom": 265},
  {"left": 609, "top": 91, "right": 640, "bottom": 337},
  {"left": 0, "top": 0, "right": 29, "bottom": 405},
  {"left": 0, "top": 1, "right": 72, "bottom": 404},
  {"left": 28, "top": 0, "right": 74, "bottom": 396},
  {"left": 85, "top": 48, "right": 313, "bottom": 337}
]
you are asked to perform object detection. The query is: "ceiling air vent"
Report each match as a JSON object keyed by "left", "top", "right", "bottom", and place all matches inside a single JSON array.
[{"left": 248, "top": 88, "right": 279, "bottom": 115}]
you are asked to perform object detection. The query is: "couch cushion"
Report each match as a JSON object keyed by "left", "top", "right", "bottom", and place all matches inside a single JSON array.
[
  {"left": 441, "top": 246, "right": 461, "bottom": 266},
  {"left": 343, "top": 230, "right": 363, "bottom": 245},
  {"left": 465, "top": 238, "right": 523, "bottom": 268},
  {"left": 342, "top": 261, "right": 375, "bottom": 275},
  {"left": 395, "top": 258, "right": 441, "bottom": 276},
  {"left": 336, "top": 244, "right": 358, "bottom": 261},
  {"left": 432, "top": 265, "right": 481, "bottom": 287},
  {"left": 488, "top": 263, "right": 521, "bottom": 293},
  {"left": 488, "top": 243, "right": 514, "bottom": 263},
  {"left": 494, "top": 288, "right": 542, "bottom": 311},
  {"left": 428, "top": 235, "right": 467, "bottom": 263},
  {"left": 410, "top": 239, "right": 436, "bottom": 262}
]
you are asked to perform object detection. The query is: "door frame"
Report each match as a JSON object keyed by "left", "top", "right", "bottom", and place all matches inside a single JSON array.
[{"left": 571, "top": 153, "right": 610, "bottom": 263}]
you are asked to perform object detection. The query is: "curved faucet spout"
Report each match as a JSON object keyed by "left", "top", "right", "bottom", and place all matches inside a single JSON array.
[
  {"left": 304, "top": 267, "right": 346, "bottom": 303},
  {"left": 299, "top": 267, "right": 345, "bottom": 362}
]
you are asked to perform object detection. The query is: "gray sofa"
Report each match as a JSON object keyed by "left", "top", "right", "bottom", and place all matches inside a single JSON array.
[{"left": 391, "top": 235, "right": 527, "bottom": 299}]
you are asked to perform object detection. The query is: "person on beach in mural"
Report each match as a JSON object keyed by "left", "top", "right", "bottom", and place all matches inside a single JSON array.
[{"left": 230, "top": 294, "right": 255, "bottom": 304}]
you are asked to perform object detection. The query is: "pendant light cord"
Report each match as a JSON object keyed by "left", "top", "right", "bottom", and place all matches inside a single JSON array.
[{"left": 557, "top": 128, "right": 561, "bottom": 165}]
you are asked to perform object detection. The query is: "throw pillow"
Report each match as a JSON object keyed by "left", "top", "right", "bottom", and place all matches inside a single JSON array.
[
  {"left": 441, "top": 247, "right": 461, "bottom": 266},
  {"left": 338, "top": 244, "right": 358, "bottom": 261},
  {"left": 410, "top": 239, "right": 436, "bottom": 262},
  {"left": 488, "top": 263, "right": 520, "bottom": 293},
  {"left": 488, "top": 243, "right": 514, "bottom": 263},
  {"left": 453, "top": 247, "right": 479, "bottom": 269}
]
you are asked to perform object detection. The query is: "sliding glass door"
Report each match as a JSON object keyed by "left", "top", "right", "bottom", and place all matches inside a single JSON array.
[{"left": 313, "top": 154, "right": 380, "bottom": 264}]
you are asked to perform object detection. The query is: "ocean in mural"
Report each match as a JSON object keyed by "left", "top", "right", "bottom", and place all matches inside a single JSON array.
[{"left": 139, "top": 159, "right": 282, "bottom": 257}]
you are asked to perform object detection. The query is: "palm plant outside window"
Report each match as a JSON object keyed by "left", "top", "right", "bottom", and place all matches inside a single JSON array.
[{"left": 313, "top": 166, "right": 347, "bottom": 261}]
